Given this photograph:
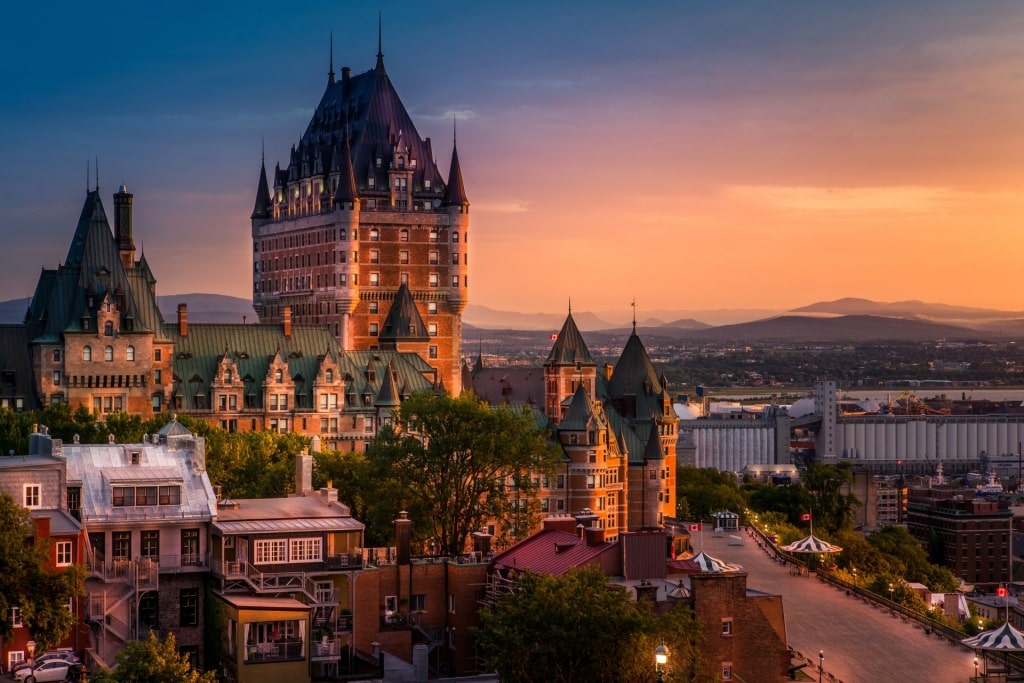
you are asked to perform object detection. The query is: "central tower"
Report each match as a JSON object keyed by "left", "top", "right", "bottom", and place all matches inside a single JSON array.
[{"left": 251, "top": 37, "right": 469, "bottom": 393}]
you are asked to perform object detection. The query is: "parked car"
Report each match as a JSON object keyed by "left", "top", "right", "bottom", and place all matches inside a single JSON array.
[
  {"left": 11, "top": 651, "right": 79, "bottom": 675},
  {"left": 13, "top": 659, "right": 70, "bottom": 682}
]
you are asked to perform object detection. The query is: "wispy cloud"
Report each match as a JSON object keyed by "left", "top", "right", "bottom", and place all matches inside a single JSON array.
[
  {"left": 726, "top": 185, "right": 970, "bottom": 212},
  {"left": 495, "top": 77, "right": 599, "bottom": 90},
  {"left": 473, "top": 199, "right": 530, "bottom": 213}
]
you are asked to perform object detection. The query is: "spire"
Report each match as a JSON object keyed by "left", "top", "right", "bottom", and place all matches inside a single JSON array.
[
  {"left": 251, "top": 150, "right": 273, "bottom": 220},
  {"left": 332, "top": 134, "right": 359, "bottom": 206},
  {"left": 443, "top": 131, "right": 469, "bottom": 208},
  {"left": 545, "top": 309, "right": 595, "bottom": 367},
  {"left": 375, "top": 12, "right": 386, "bottom": 74},
  {"left": 328, "top": 31, "right": 335, "bottom": 84},
  {"left": 378, "top": 284, "right": 429, "bottom": 343},
  {"left": 631, "top": 297, "right": 637, "bottom": 332}
]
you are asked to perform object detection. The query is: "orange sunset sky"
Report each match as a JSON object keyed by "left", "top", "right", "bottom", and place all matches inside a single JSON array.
[{"left": 2, "top": 1, "right": 1023, "bottom": 319}]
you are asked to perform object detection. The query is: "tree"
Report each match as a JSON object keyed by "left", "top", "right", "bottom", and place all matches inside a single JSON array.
[
  {"left": 802, "top": 463, "right": 860, "bottom": 534},
  {"left": 476, "top": 566, "right": 706, "bottom": 683},
  {"left": 365, "top": 392, "right": 562, "bottom": 555},
  {"left": 0, "top": 492, "right": 84, "bottom": 652},
  {"left": 89, "top": 631, "right": 216, "bottom": 683},
  {"left": 676, "top": 467, "right": 746, "bottom": 521}
]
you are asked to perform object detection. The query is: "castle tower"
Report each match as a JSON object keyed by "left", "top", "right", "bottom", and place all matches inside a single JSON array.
[
  {"left": 251, "top": 37, "right": 468, "bottom": 393},
  {"left": 542, "top": 309, "right": 596, "bottom": 422}
]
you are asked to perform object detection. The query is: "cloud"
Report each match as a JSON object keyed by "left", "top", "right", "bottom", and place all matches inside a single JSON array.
[
  {"left": 417, "top": 109, "right": 478, "bottom": 122},
  {"left": 725, "top": 185, "right": 972, "bottom": 212},
  {"left": 472, "top": 199, "right": 530, "bottom": 213},
  {"left": 495, "top": 77, "right": 599, "bottom": 90}
]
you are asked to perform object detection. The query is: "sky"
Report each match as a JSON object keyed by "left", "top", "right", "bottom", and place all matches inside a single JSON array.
[{"left": 2, "top": 1, "right": 1024, "bottom": 320}]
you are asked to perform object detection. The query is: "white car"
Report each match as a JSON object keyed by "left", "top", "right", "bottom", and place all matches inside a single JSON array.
[
  {"left": 11, "top": 652, "right": 79, "bottom": 675},
  {"left": 13, "top": 659, "right": 70, "bottom": 682}
]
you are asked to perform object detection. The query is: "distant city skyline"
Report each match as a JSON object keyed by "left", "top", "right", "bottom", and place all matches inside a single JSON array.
[{"left": 2, "top": 1, "right": 1023, "bottom": 315}]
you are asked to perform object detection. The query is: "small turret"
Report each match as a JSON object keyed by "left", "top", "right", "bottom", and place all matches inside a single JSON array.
[
  {"left": 443, "top": 140, "right": 469, "bottom": 210},
  {"left": 251, "top": 158, "right": 272, "bottom": 220}
]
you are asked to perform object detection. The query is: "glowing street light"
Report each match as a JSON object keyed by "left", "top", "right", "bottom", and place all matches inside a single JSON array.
[
  {"left": 974, "top": 655, "right": 979, "bottom": 679},
  {"left": 889, "top": 582, "right": 894, "bottom": 603},
  {"left": 655, "top": 643, "right": 669, "bottom": 683},
  {"left": 818, "top": 649, "right": 824, "bottom": 683}
]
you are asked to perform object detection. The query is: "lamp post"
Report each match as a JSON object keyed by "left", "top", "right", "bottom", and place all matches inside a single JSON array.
[
  {"left": 852, "top": 567, "right": 857, "bottom": 587},
  {"left": 974, "top": 655, "right": 979, "bottom": 680},
  {"left": 889, "top": 582, "right": 894, "bottom": 603},
  {"left": 818, "top": 649, "right": 824, "bottom": 683},
  {"left": 26, "top": 640, "right": 36, "bottom": 665},
  {"left": 655, "top": 643, "right": 669, "bottom": 683}
]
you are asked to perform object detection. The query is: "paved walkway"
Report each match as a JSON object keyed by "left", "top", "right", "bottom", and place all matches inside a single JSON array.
[{"left": 702, "top": 529, "right": 977, "bottom": 683}]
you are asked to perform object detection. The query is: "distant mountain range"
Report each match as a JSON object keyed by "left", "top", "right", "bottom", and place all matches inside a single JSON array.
[{"left": 1, "top": 294, "right": 1021, "bottom": 342}]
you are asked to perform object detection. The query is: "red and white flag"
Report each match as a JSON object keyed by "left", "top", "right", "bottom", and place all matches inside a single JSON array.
[
  {"left": 688, "top": 523, "right": 701, "bottom": 531},
  {"left": 801, "top": 513, "right": 812, "bottom": 521},
  {"left": 550, "top": 333, "right": 558, "bottom": 340}
]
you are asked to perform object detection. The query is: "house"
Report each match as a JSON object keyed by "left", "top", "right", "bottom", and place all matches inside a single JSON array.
[
  {"left": 209, "top": 453, "right": 366, "bottom": 683},
  {"left": 0, "top": 428, "right": 89, "bottom": 671},
  {"left": 60, "top": 418, "right": 218, "bottom": 669}
]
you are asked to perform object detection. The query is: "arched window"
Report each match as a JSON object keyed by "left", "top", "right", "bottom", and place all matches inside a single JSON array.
[
  {"left": 126, "top": 346, "right": 135, "bottom": 361},
  {"left": 104, "top": 320, "right": 114, "bottom": 336},
  {"left": 83, "top": 346, "right": 92, "bottom": 362},
  {"left": 104, "top": 346, "right": 114, "bottom": 362}
]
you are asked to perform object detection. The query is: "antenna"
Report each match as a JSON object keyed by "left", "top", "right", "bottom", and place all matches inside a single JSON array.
[
  {"left": 568, "top": 296, "right": 572, "bottom": 315},
  {"left": 95, "top": 157, "right": 99, "bottom": 193},
  {"left": 378, "top": 12, "right": 382, "bottom": 58}
]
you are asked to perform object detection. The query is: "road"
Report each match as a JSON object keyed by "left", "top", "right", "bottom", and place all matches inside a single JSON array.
[{"left": 702, "top": 530, "right": 979, "bottom": 683}]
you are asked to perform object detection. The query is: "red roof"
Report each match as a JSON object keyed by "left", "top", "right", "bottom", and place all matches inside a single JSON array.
[{"left": 491, "top": 529, "right": 616, "bottom": 576}]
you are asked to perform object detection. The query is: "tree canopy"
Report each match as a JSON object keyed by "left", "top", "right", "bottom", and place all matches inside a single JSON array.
[
  {"left": 0, "top": 492, "right": 84, "bottom": 652},
  {"left": 89, "top": 631, "right": 216, "bottom": 683},
  {"left": 476, "top": 566, "right": 706, "bottom": 683},
  {"left": 365, "top": 391, "right": 562, "bottom": 554},
  {"left": 675, "top": 468, "right": 747, "bottom": 521}
]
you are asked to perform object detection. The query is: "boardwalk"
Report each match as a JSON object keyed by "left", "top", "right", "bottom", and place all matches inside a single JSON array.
[{"left": 702, "top": 530, "right": 976, "bottom": 683}]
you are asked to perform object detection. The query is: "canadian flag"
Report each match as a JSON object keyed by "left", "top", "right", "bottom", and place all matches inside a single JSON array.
[
  {"left": 550, "top": 333, "right": 558, "bottom": 340},
  {"left": 801, "top": 513, "right": 812, "bottom": 521},
  {"left": 688, "top": 523, "right": 701, "bottom": 531},
  {"left": 998, "top": 587, "right": 1008, "bottom": 597}
]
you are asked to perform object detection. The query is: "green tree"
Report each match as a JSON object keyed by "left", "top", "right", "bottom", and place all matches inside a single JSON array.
[
  {"left": 802, "top": 463, "right": 860, "bottom": 534},
  {"left": 0, "top": 492, "right": 84, "bottom": 652},
  {"left": 366, "top": 392, "right": 562, "bottom": 555},
  {"left": 746, "top": 483, "right": 814, "bottom": 525},
  {"left": 476, "top": 566, "right": 706, "bottom": 683},
  {"left": 676, "top": 467, "right": 746, "bottom": 521},
  {"left": 89, "top": 631, "right": 216, "bottom": 683}
]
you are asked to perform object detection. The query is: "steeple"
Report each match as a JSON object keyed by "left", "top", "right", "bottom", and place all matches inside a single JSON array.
[
  {"left": 332, "top": 134, "right": 359, "bottom": 207},
  {"left": 251, "top": 150, "right": 273, "bottom": 220},
  {"left": 443, "top": 132, "right": 469, "bottom": 208},
  {"left": 375, "top": 12, "right": 386, "bottom": 75},
  {"left": 328, "top": 31, "right": 335, "bottom": 84},
  {"left": 378, "top": 283, "right": 429, "bottom": 344},
  {"left": 545, "top": 310, "right": 595, "bottom": 367}
]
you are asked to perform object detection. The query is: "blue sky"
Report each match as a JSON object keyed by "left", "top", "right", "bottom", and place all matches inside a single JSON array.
[{"left": 3, "top": 1, "right": 1024, "bottom": 316}]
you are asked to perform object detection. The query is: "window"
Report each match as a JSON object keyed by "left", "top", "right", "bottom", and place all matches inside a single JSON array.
[
  {"left": 448, "top": 593, "right": 455, "bottom": 613},
  {"left": 452, "top": 231, "right": 459, "bottom": 243},
  {"left": 181, "top": 529, "right": 200, "bottom": 566},
  {"left": 126, "top": 345, "right": 135, "bottom": 361},
  {"left": 159, "top": 485, "right": 181, "bottom": 505},
  {"left": 429, "top": 345, "right": 438, "bottom": 359},
  {"left": 135, "top": 486, "right": 158, "bottom": 506},
  {"left": 452, "top": 275, "right": 460, "bottom": 287},
  {"left": 722, "top": 663, "right": 733, "bottom": 680},
  {"left": 399, "top": 250, "right": 409, "bottom": 264},
  {"left": 370, "top": 228, "right": 379, "bottom": 241},
  {"left": 428, "top": 323, "right": 438, "bottom": 337},
  {"left": 8, "top": 651, "right": 25, "bottom": 670},
  {"left": 53, "top": 349, "right": 61, "bottom": 362},
  {"left": 325, "top": 369, "right": 334, "bottom": 382},
  {"left": 141, "top": 530, "right": 160, "bottom": 558},
  {"left": 254, "top": 539, "right": 287, "bottom": 564},
  {"left": 83, "top": 346, "right": 92, "bottom": 362},
  {"left": 289, "top": 537, "right": 322, "bottom": 562},
  {"left": 400, "top": 228, "right": 409, "bottom": 242},
  {"left": 429, "top": 251, "right": 438, "bottom": 265},
  {"left": 139, "top": 591, "right": 158, "bottom": 629},
  {"left": 155, "top": 349, "right": 162, "bottom": 362},
  {"left": 23, "top": 485, "right": 40, "bottom": 509},
  {"left": 56, "top": 541, "right": 73, "bottom": 566},
  {"left": 370, "top": 249, "right": 380, "bottom": 263},
  {"left": 429, "top": 230, "right": 438, "bottom": 243},
  {"left": 428, "top": 302, "right": 437, "bottom": 315},
  {"left": 104, "top": 345, "right": 113, "bottom": 361},
  {"left": 104, "top": 320, "right": 114, "bottom": 336},
  {"left": 275, "top": 369, "right": 283, "bottom": 383},
  {"left": 11, "top": 606, "right": 22, "bottom": 627},
  {"left": 429, "top": 273, "right": 438, "bottom": 288},
  {"left": 369, "top": 323, "right": 379, "bottom": 336},
  {"left": 721, "top": 618, "right": 733, "bottom": 636},
  {"left": 113, "top": 531, "right": 131, "bottom": 560},
  {"left": 53, "top": 370, "right": 61, "bottom": 386},
  {"left": 370, "top": 272, "right": 380, "bottom": 286},
  {"left": 180, "top": 588, "right": 199, "bottom": 627},
  {"left": 152, "top": 394, "right": 162, "bottom": 412},
  {"left": 368, "top": 302, "right": 378, "bottom": 314},
  {"left": 452, "top": 252, "right": 459, "bottom": 265}
]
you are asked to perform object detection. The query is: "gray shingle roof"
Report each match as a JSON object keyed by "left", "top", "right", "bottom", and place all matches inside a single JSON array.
[{"left": 544, "top": 312, "right": 594, "bottom": 366}]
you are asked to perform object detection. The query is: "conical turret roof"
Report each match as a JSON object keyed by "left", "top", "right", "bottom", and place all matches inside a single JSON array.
[
  {"left": 545, "top": 312, "right": 594, "bottom": 367},
  {"left": 332, "top": 135, "right": 359, "bottom": 205},
  {"left": 376, "top": 360, "right": 400, "bottom": 407},
  {"left": 379, "top": 284, "right": 428, "bottom": 342},
  {"left": 251, "top": 160, "right": 272, "bottom": 220},
  {"left": 559, "top": 383, "right": 606, "bottom": 432},
  {"left": 443, "top": 141, "right": 468, "bottom": 207},
  {"left": 607, "top": 327, "right": 661, "bottom": 400}
]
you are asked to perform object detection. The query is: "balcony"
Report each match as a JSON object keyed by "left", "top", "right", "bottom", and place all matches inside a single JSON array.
[
  {"left": 244, "top": 639, "right": 305, "bottom": 664},
  {"left": 311, "top": 636, "right": 343, "bottom": 662}
]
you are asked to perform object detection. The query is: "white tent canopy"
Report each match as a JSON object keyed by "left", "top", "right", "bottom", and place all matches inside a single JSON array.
[
  {"left": 962, "top": 622, "right": 1024, "bottom": 650},
  {"left": 780, "top": 535, "right": 842, "bottom": 554}
]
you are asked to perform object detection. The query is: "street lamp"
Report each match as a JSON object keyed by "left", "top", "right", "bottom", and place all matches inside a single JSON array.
[
  {"left": 851, "top": 567, "right": 857, "bottom": 587},
  {"left": 974, "top": 655, "right": 979, "bottom": 679},
  {"left": 818, "top": 649, "right": 824, "bottom": 683},
  {"left": 655, "top": 643, "right": 669, "bottom": 683},
  {"left": 889, "top": 582, "right": 894, "bottom": 603},
  {"left": 26, "top": 640, "right": 36, "bottom": 665}
]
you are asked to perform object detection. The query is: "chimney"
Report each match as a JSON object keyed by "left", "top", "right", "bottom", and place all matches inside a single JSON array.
[
  {"left": 395, "top": 511, "right": 412, "bottom": 565},
  {"left": 113, "top": 185, "right": 135, "bottom": 269},
  {"left": 283, "top": 305, "right": 292, "bottom": 338},
  {"left": 585, "top": 526, "right": 605, "bottom": 546},
  {"left": 33, "top": 516, "right": 51, "bottom": 540},
  {"left": 320, "top": 482, "right": 339, "bottom": 506},
  {"left": 294, "top": 451, "right": 313, "bottom": 496},
  {"left": 342, "top": 66, "right": 351, "bottom": 92},
  {"left": 177, "top": 304, "right": 188, "bottom": 337}
]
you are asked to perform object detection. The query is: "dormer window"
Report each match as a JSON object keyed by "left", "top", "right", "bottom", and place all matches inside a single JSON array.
[
  {"left": 104, "top": 320, "right": 114, "bottom": 336},
  {"left": 325, "top": 369, "right": 333, "bottom": 383},
  {"left": 225, "top": 370, "right": 233, "bottom": 383},
  {"left": 275, "top": 369, "right": 284, "bottom": 383}
]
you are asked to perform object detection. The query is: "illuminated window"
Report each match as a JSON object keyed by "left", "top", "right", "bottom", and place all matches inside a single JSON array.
[{"left": 56, "top": 541, "right": 72, "bottom": 566}]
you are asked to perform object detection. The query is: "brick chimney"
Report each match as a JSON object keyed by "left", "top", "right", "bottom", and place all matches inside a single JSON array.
[
  {"left": 177, "top": 304, "right": 188, "bottom": 337},
  {"left": 282, "top": 305, "right": 292, "bottom": 338},
  {"left": 395, "top": 511, "right": 412, "bottom": 565},
  {"left": 294, "top": 451, "right": 312, "bottom": 495},
  {"left": 585, "top": 526, "right": 606, "bottom": 546},
  {"left": 114, "top": 185, "right": 135, "bottom": 269}
]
